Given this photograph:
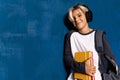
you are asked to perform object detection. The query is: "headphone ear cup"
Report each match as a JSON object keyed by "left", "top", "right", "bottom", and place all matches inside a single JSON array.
[{"left": 86, "top": 11, "right": 92, "bottom": 22}]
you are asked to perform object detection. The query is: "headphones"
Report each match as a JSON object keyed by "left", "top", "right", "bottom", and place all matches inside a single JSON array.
[{"left": 74, "top": 3, "right": 93, "bottom": 22}]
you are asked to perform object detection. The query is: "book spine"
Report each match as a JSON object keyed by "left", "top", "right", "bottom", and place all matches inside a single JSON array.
[{"left": 91, "top": 52, "right": 95, "bottom": 80}]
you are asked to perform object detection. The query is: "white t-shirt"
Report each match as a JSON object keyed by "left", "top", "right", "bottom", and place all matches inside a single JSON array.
[{"left": 67, "top": 31, "right": 102, "bottom": 80}]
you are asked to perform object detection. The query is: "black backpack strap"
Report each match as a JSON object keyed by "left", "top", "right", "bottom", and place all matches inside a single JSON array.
[
  {"left": 95, "top": 30, "right": 104, "bottom": 53},
  {"left": 95, "top": 30, "right": 107, "bottom": 73},
  {"left": 95, "top": 30, "right": 119, "bottom": 75}
]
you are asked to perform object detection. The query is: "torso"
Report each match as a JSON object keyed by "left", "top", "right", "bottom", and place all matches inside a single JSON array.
[{"left": 68, "top": 30, "right": 102, "bottom": 80}]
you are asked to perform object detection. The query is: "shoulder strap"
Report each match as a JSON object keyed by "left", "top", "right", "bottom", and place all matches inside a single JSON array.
[
  {"left": 95, "top": 30, "right": 119, "bottom": 75},
  {"left": 95, "top": 30, "right": 104, "bottom": 53}
]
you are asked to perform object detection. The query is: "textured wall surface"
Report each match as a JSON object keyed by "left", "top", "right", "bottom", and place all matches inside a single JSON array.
[{"left": 0, "top": 0, "right": 120, "bottom": 80}]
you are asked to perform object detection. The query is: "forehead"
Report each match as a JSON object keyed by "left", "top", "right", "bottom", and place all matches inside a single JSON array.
[{"left": 72, "top": 8, "right": 84, "bottom": 15}]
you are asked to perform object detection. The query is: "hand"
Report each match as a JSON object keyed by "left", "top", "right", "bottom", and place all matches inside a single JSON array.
[{"left": 85, "top": 58, "right": 96, "bottom": 76}]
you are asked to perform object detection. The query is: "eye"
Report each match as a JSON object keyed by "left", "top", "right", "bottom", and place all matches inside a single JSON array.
[{"left": 78, "top": 14, "right": 81, "bottom": 17}]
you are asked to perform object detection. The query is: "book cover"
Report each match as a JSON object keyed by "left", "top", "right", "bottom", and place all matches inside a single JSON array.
[{"left": 74, "top": 51, "right": 94, "bottom": 80}]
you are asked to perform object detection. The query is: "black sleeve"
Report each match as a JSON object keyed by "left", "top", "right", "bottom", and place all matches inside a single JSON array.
[
  {"left": 102, "top": 33, "right": 118, "bottom": 73},
  {"left": 102, "top": 33, "right": 116, "bottom": 61},
  {"left": 63, "top": 31, "right": 86, "bottom": 74}
]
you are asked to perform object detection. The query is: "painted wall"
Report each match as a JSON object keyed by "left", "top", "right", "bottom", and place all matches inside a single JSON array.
[{"left": 0, "top": 0, "right": 120, "bottom": 80}]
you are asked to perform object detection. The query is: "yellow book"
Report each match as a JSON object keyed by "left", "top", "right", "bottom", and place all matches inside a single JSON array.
[{"left": 74, "top": 51, "right": 93, "bottom": 80}]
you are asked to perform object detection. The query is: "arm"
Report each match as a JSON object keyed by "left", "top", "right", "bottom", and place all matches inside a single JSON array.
[
  {"left": 102, "top": 33, "right": 118, "bottom": 73},
  {"left": 102, "top": 33, "right": 116, "bottom": 61},
  {"left": 63, "top": 32, "right": 86, "bottom": 74}
]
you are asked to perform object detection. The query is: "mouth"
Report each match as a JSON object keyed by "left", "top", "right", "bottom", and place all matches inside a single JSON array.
[{"left": 76, "top": 22, "right": 81, "bottom": 26}]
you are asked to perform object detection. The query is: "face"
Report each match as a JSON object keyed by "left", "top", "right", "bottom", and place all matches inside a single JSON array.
[{"left": 72, "top": 8, "right": 88, "bottom": 31}]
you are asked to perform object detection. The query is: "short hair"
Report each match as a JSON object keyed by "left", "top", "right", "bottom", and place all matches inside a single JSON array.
[{"left": 68, "top": 3, "right": 93, "bottom": 23}]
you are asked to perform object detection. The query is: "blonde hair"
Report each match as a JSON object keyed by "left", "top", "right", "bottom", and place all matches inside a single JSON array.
[{"left": 68, "top": 4, "right": 89, "bottom": 23}]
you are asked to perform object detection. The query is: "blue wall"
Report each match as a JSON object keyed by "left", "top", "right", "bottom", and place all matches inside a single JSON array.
[{"left": 0, "top": 0, "right": 120, "bottom": 80}]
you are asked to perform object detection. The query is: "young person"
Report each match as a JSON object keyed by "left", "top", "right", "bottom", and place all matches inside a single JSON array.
[{"left": 63, "top": 3, "right": 117, "bottom": 80}]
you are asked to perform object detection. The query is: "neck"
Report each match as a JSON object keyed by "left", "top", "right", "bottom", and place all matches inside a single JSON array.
[{"left": 79, "top": 25, "right": 92, "bottom": 34}]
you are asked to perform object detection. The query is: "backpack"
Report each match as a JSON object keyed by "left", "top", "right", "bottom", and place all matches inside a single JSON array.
[{"left": 95, "top": 30, "right": 120, "bottom": 80}]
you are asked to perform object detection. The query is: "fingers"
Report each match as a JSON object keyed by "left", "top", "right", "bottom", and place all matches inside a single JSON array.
[
  {"left": 85, "top": 65, "right": 96, "bottom": 76},
  {"left": 85, "top": 57, "right": 96, "bottom": 76},
  {"left": 85, "top": 58, "right": 92, "bottom": 65},
  {"left": 90, "top": 66, "right": 96, "bottom": 76},
  {"left": 89, "top": 66, "right": 96, "bottom": 76},
  {"left": 89, "top": 72, "right": 95, "bottom": 76},
  {"left": 92, "top": 66, "right": 96, "bottom": 72},
  {"left": 85, "top": 57, "right": 95, "bottom": 66}
]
